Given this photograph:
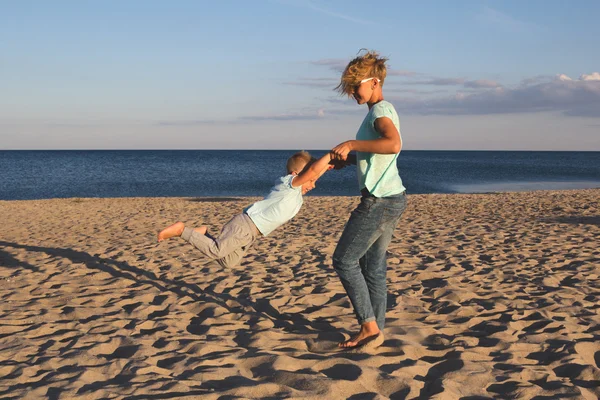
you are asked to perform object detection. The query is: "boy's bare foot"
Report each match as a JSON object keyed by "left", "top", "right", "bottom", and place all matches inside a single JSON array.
[
  {"left": 157, "top": 222, "right": 185, "bottom": 242},
  {"left": 339, "top": 321, "right": 381, "bottom": 349},
  {"left": 194, "top": 226, "right": 208, "bottom": 235}
]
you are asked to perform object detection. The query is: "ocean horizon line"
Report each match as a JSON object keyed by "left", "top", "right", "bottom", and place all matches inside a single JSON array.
[{"left": 2, "top": 149, "right": 599, "bottom": 153}]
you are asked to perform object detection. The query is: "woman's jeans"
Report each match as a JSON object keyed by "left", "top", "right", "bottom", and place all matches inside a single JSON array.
[{"left": 333, "top": 191, "right": 407, "bottom": 331}]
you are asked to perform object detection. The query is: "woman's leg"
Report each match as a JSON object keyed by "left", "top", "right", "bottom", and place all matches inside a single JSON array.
[
  {"left": 363, "top": 194, "right": 407, "bottom": 330},
  {"left": 360, "top": 235, "right": 389, "bottom": 331},
  {"left": 333, "top": 196, "right": 385, "bottom": 346}
]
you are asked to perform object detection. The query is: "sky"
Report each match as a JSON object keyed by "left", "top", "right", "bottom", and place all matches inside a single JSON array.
[{"left": 1, "top": 0, "right": 599, "bottom": 150}]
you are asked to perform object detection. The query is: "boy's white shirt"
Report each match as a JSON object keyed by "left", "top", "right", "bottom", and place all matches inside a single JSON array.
[
  {"left": 244, "top": 174, "right": 303, "bottom": 236},
  {"left": 245, "top": 153, "right": 332, "bottom": 236}
]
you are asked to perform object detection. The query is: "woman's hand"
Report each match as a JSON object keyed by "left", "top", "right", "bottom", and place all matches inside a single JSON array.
[
  {"left": 331, "top": 141, "right": 354, "bottom": 160},
  {"left": 329, "top": 158, "right": 350, "bottom": 170}
]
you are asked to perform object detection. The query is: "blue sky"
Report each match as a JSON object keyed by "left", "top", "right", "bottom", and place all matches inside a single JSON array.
[{"left": 1, "top": 0, "right": 599, "bottom": 150}]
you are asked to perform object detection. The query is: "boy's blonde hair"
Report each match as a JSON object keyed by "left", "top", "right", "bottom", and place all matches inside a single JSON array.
[
  {"left": 287, "top": 151, "right": 314, "bottom": 174},
  {"left": 335, "top": 49, "right": 388, "bottom": 96}
]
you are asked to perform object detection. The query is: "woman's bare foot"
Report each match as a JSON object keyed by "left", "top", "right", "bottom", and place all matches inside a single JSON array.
[
  {"left": 157, "top": 222, "right": 185, "bottom": 242},
  {"left": 339, "top": 321, "right": 381, "bottom": 348}
]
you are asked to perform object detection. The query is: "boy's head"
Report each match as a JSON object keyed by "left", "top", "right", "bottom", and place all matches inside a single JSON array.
[
  {"left": 335, "top": 49, "right": 388, "bottom": 98},
  {"left": 287, "top": 151, "right": 318, "bottom": 195},
  {"left": 286, "top": 151, "right": 314, "bottom": 175}
]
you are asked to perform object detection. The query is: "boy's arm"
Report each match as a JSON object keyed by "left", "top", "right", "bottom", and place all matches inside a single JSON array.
[{"left": 291, "top": 153, "right": 332, "bottom": 187}]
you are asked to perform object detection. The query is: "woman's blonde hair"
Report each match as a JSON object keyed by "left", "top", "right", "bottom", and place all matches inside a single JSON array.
[
  {"left": 286, "top": 151, "right": 314, "bottom": 174},
  {"left": 335, "top": 49, "right": 388, "bottom": 96}
]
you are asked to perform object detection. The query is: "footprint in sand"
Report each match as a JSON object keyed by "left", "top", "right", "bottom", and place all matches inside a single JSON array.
[
  {"left": 306, "top": 333, "right": 385, "bottom": 354},
  {"left": 306, "top": 339, "right": 343, "bottom": 354}
]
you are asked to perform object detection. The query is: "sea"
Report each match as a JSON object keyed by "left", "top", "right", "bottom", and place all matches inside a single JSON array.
[{"left": 0, "top": 150, "right": 599, "bottom": 200}]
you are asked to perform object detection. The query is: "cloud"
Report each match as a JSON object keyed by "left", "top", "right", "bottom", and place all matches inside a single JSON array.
[
  {"left": 476, "top": 6, "right": 539, "bottom": 33},
  {"left": 309, "top": 58, "right": 348, "bottom": 73},
  {"left": 387, "top": 69, "right": 418, "bottom": 77},
  {"left": 406, "top": 78, "right": 466, "bottom": 86},
  {"left": 557, "top": 74, "right": 572, "bottom": 82},
  {"left": 239, "top": 112, "right": 324, "bottom": 122},
  {"left": 274, "top": 0, "right": 373, "bottom": 25},
  {"left": 404, "top": 77, "right": 501, "bottom": 89},
  {"left": 283, "top": 77, "right": 337, "bottom": 88},
  {"left": 520, "top": 75, "right": 551, "bottom": 86},
  {"left": 581, "top": 72, "right": 600, "bottom": 81},
  {"left": 463, "top": 79, "right": 502, "bottom": 89},
  {"left": 383, "top": 87, "right": 452, "bottom": 96},
  {"left": 161, "top": 71, "right": 600, "bottom": 124},
  {"left": 303, "top": 1, "right": 373, "bottom": 25},
  {"left": 157, "top": 109, "right": 327, "bottom": 126},
  {"left": 389, "top": 73, "right": 600, "bottom": 117},
  {"left": 156, "top": 120, "right": 221, "bottom": 126},
  {"left": 309, "top": 58, "right": 417, "bottom": 77}
]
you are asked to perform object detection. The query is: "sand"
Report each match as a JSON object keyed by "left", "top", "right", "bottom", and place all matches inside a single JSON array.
[{"left": 1, "top": 189, "right": 599, "bottom": 399}]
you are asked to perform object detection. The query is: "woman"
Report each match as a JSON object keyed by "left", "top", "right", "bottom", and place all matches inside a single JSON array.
[{"left": 331, "top": 50, "right": 407, "bottom": 349}]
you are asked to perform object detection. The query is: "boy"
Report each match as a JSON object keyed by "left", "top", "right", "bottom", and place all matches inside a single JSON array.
[{"left": 157, "top": 151, "right": 333, "bottom": 268}]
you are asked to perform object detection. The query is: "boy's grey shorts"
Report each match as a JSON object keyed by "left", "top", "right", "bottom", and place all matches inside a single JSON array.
[{"left": 181, "top": 212, "right": 260, "bottom": 268}]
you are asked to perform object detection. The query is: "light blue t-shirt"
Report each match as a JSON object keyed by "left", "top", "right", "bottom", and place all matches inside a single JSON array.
[
  {"left": 356, "top": 100, "right": 406, "bottom": 197},
  {"left": 244, "top": 174, "right": 303, "bottom": 236}
]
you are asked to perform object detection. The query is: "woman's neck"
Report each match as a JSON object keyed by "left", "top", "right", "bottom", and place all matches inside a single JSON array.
[{"left": 367, "top": 95, "right": 384, "bottom": 109}]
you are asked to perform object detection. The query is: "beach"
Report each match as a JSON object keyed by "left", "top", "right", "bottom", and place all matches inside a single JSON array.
[{"left": 1, "top": 190, "right": 599, "bottom": 399}]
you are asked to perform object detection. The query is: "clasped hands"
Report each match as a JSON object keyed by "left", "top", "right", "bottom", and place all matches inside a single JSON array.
[{"left": 328, "top": 140, "right": 356, "bottom": 170}]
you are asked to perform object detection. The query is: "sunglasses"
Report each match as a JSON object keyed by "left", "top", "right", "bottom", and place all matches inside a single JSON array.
[{"left": 352, "top": 77, "right": 380, "bottom": 93}]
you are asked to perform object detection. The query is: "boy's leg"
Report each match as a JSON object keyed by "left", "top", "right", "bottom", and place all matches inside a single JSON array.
[
  {"left": 158, "top": 222, "right": 186, "bottom": 242},
  {"left": 182, "top": 213, "right": 256, "bottom": 263},
  {"left": 216, "top": 240, "right": 255, "bottom": 268}
]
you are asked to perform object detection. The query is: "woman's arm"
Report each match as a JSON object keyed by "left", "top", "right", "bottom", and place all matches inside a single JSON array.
[{"left": 331, "top": 117, "right": 401, "bottom": 160}]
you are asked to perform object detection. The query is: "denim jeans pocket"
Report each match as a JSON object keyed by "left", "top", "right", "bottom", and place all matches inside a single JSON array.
[{"left": 355, "top": 196, "right": 376, "bottom": 214}]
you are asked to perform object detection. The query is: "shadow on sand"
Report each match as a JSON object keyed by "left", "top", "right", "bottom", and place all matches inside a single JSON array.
[
  {"left": 0, "top": 240, "right": 334, "bottom": 335},
  {"left": 541, "top": 216, "right": 600, "bottom": 226},
  {"left": 0, "top": 240, "right": 356, "bottom": 397}
]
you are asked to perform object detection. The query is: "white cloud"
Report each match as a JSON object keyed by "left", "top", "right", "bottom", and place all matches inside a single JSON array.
[
  {"left": 557, "top": 74, "right": 573, "bottom": 81},
  {"left": 168, "top": 69, "right": 600, "bottom": 125},
  {"left": 581, "top": 72, "right": 600, "bottom": 81},
  {"left": 387, "top": 75, "right": 600, "bottom": 117}
]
